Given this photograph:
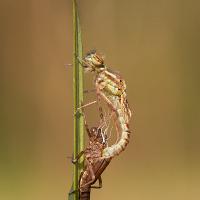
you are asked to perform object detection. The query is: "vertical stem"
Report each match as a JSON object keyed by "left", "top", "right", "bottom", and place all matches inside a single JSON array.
[{"left": 69, "top": 0, "right": 84, "bottom": 200}]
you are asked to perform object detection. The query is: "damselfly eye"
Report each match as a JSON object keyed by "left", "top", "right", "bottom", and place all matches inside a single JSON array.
[{"left": 86, "top": 49, "right": 96, "bottom": 56}]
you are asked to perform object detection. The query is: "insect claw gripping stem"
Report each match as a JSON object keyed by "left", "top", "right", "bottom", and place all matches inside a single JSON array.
[
  {"left": 68, "top": 188, "right": 79, "bottom": 195},
  {"left": 72, "top": 151, "right": 85, "bottom": 164},
  {"left": 74, "top": 52, "right": 83, "bottom": 65},
  {"left": 73, "top": 109, "right": 82, "bottom": 117},
  {"left": 74, "top": 101, "right": 84, "bottom": 116}
]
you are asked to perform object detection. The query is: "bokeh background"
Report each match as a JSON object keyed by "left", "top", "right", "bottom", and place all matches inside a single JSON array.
[{"left": 1, "top": 0, "right": 200, "bottom": 200}]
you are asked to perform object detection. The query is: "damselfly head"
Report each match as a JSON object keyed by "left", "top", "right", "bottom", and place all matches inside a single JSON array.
[{"left": 83, "top": 50, "right": 105, "bottom": 72}]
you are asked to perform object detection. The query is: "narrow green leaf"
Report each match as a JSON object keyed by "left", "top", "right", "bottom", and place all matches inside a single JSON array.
[{"left": 68, "top": 0, "right": 84, "bottom": 200}]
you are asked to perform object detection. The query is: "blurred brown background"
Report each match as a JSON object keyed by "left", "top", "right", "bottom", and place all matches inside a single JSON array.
[{"left": 1, "top": 0, "right": 200, "bottom": 200}]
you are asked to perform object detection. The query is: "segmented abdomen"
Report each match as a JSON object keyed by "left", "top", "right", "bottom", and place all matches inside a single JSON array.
[
  {"left": 96, "top": 71, "right": 132, "bottom": 158},
  {"left": 80, "top": 191, "right": 90, "bottom": 200},
  {"left": 103, "top": 100, "right": 131, "bottom": 158}
]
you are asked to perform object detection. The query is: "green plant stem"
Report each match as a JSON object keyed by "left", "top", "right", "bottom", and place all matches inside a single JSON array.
[{"left": 69, "top": 0, "right": 84, "bottom": 200}]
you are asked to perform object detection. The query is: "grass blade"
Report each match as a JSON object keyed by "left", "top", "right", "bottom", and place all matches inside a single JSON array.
[{"left": 68, "top": 0, "right": 84, "bottom": 200}]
